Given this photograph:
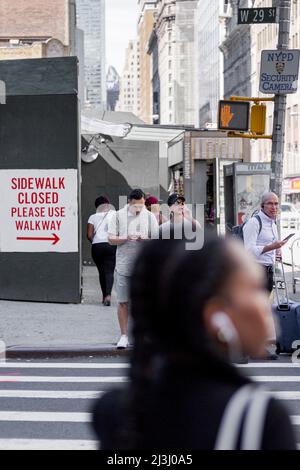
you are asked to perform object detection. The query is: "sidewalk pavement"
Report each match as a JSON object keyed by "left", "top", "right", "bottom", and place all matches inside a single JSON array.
[
  {"left": 1, "top": 265, "right": 300, "bottom": 359},
  {"left": 0, "top": 267, "right": 125, "bottom": 359}
]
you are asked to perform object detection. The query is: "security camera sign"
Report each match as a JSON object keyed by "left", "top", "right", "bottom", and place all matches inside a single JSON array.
[
  {"left": 259, "top": 49, "right": 300, "bottom": 94},
  {"left": 0, "top": 169, "right": 78, "bottom": 252}
]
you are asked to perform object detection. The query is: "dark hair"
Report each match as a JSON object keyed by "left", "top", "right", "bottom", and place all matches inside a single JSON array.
[
  {"left": 121, "top": 236, "right": 249, "bottom": 448},
  {"left": 129, "top": 189, "right": 145, "bottom": 201},
  {"left": 95, "top": 195, "right": 110, "bottom": 209},
  {"left": 167, "top": 193, "right": 185, "bottom": 207}
]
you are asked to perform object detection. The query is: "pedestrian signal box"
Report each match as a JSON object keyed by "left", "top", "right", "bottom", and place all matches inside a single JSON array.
[
  {"left": 218, "top": 100, "right": 250, "bottom": 132},
  {"left": 250, "top": 104, "right": 266, "bottom": 135}
]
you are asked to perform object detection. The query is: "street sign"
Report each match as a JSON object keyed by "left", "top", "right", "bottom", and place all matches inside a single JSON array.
[
  {"left": 238, "top": 7, "right": 277, "bottom": 24},
  {"left": 259, "top": 49, "right": 300, "bottom": 94},
  {"left": 0, "top": 169, "right": 78, "bottom": 253},
  {"left": 218, "top": 100, "right": 250, "bottom": 132}
]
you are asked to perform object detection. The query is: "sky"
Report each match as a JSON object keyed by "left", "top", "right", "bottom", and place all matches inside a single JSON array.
[{"left": 106, "top": 0, "right": 139, "bottom": 75}]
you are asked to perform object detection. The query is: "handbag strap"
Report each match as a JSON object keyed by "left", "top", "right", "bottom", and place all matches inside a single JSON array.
[
  {"left": 241, "top": 388, "right": 271, "bottom": 450},
  {"left": 214, "top": 385, "right": 271, "bottom": 450},
  {"left": 94, "top": 211, "right": 109, "bottom": 235}
]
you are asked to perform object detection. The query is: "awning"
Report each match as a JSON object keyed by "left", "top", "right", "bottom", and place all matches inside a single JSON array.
[{"left": 81, "top": 116, "right": 132, "bottom": 138}]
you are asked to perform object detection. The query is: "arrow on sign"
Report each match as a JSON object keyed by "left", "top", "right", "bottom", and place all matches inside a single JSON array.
[{"left": 16, "top": 233, "right": 60, "bottom": 245}]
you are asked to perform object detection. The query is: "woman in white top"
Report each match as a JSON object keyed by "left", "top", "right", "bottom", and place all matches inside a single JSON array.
[{"left": 87, "top": 196, "right": 116, "bottom": 306}]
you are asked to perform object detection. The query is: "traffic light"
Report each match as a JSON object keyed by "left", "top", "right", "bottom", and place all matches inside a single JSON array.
[
  {"left": 250, "top": 103, "right": 266, "bottom": 135},
  {"left": 218, "top": 100, "right": 250, "bottom": 131}
]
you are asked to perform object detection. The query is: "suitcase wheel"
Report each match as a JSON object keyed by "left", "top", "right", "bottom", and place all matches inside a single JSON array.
[{"left": 276, "top": 342, "right": 281, "bottom": 355}]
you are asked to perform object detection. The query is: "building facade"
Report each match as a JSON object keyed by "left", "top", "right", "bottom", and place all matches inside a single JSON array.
[
  {"left": 173, "top": 0, "right": 198, "bottom": 125},
  {"left": 0, "top": 0, "right": 76, "bottom": 60},
  {"left": 138, "top": 0, "right": 157, "bottom": 123},
  {"left": 106, "top": 65, "right": 120, "bottom": 111},
  {"left": 149, "top": 0, "right": 197, "bottom": 125},
  {"left": 195, "top": 0, "right": 228, "bottom": 127},
  {"left": 220, "top": 0, "right": 300, "bottom": 201},
  {"left": 148, "top": 29, "right": 160, "bottom": 123},
  {"left": 76, "top": 0, "right": 106, "bottom": 109},
  {"left": 117, "top": 39, "right": 141, "bottom": 116}
]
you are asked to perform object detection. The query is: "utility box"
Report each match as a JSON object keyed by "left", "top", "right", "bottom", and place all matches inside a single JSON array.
[
  {"left": 224, "top": 162, "right": 271, "bottom": 230},
  {"left": 0, "top": 58, "right": 81, "bottom": 303}
]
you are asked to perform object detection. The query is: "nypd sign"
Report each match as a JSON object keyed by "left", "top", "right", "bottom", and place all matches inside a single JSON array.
[{"left": 259, "top": 49, "right": 300, "bottom": 94}]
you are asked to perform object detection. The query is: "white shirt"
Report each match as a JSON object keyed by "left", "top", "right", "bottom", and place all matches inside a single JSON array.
[
  {"left": 88, "top": 211, "right": 114, "bottom": 244},
  {"left": 243, "top": 210, "right": 278, "bottom": 266},
  {"left": 108, "top": 205, "right": 159, "bottom": 276}
]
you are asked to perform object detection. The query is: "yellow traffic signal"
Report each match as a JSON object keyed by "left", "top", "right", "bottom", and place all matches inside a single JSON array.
[{"left": 250, "top": 104, "right": 266, "bottom": 135}]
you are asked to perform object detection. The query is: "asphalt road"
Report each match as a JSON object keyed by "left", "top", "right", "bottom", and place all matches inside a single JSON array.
[{"left": 0, "top": 356, "right": 299, "bottom": 450}]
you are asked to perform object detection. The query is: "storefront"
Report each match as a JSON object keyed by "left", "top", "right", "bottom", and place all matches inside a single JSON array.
[
  {"left": 169, "top": 130, "right": 247, "bottom": 233},
  {"left": 283, "top": 177, "right": 300, "bottom": 206}
]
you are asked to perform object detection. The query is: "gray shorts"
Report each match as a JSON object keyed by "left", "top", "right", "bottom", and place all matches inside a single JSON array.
[{"left": 116, "top": 272, "right": 130, "bottom": 303}]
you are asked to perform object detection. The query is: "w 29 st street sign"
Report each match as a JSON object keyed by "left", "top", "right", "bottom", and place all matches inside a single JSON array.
[{"left": 238, "top": 7, "right": 277, "bottom": 24}]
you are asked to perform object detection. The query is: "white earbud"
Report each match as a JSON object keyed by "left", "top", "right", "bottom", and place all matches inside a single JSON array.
[{"left": 211, "top": 312, "right": 240, "bottom": 345}]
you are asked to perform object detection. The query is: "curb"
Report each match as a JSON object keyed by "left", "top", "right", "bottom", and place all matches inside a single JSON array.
[{"left": 6, "top": 344, "right": 131, "bottom": 360}]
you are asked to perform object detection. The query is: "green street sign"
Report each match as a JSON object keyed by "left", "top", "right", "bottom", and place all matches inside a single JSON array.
[{"left": 238, "top": 7, "right": 277, "bottom": 24}]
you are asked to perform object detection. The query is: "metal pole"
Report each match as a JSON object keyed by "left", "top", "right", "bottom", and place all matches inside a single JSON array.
[{"left": 270, "top": 0, "right": 291, "bottom": 199}]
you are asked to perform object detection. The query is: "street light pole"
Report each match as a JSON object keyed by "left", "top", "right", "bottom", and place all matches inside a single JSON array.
[{"left": 270, "top": 0, "right": 291, "bottom": 198}]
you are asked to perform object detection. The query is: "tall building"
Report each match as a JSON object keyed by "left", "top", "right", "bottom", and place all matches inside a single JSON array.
[
  {"left": 117, "top": 39, "right": 141, "bottom": 116},
  {"left": 106, "top": 66, "right": 120, "bottom": 111},
  {"left": 153, "top": 0, "right": 176, "bottom": 124},
  {"left": 195, "top": 0, "right": 228, "bottom": 127},
  {"left": 148, "top": 29, "right": 160, "bottom": 123},
  {"left": 0, "top": 0, "right": 76, "bottom": 60},
  {"left": 76, "top": 0, "right": 106, "bottom": 109},
  {"left": 220, "top": 0, "right": 300, "bottom": 201},
  {"left": 138, "top": 0, "right": 157, "bottom": 123},
  {"left": 149, "top": 0, "right": 197, "bottom": 125}
]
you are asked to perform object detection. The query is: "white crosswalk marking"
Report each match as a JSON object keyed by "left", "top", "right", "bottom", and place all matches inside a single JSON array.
[
  {"left": 0, "top": 375, "right": 128, "bottom": 383},
  {"left": 0, "top": 411, "right": 91, "bottom": 422},
  {"left": 0, "top": 439, "right": 98, "bottom": 450},
  {"left": 0, "top": 360, "right": 128, "bottom": 450},
  {"left": 0, "top": 390, "right": 102, "bottom": 399},
  {"left": 0, "top": 359, "right": 299, "bottom": 450},
  {"left": 0, "top": 363, "right": 129, "bottom": 369}
]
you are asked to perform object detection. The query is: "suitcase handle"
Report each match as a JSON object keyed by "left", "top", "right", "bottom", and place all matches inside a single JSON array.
[{"left": 274, "top": 259, "right": 290, "bottom": 308}]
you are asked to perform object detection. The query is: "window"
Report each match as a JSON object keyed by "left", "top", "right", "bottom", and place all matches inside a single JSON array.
[{"left": 169, "top": 60, "right": 172, "bottom": 69}]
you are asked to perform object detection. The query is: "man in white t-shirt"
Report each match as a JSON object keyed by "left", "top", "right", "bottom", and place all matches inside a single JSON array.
[{"left": 108, "top": 189, "right": 159, "bottom": 349}]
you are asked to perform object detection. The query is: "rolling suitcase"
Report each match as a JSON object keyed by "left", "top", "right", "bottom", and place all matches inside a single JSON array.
[{"left": 272, "top": 260, "right": 300, "bottom": 354}]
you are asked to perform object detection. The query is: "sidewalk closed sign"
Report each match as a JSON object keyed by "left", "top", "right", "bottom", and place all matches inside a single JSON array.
[
  {"left": 0, "top": 169, "right": 78, "bottom": 253},
  {"left": 259, "top": 49, "right": 300, "bottom": 94}
]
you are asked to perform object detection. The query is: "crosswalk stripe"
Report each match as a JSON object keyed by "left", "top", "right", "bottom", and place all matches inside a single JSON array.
[
  {"left": 237, "top": 363, "right": 300, "bottom": 368},
  {"left": 291, "top": 416, "right": 300, "bottom": 425},
  {"left": 0, "top": 411, "right": 91, "bottom": 422},
  {"left": 272, "top": 391, "right": 300, "bottom": 399},
  {"left": 0, "top": 390, "right": 103, "bottom": 399},
  {"left": 0, "top": 439, "right": 98, "bottom": 450},
  {"left": 0, "top": 376, "right": 128, "bottom": 383},
  {"left": 251, "top": 376, "right": 300, "bottom": 382},
  {"left": 0, "top": 363, "right": 129, "bottom": 369}
]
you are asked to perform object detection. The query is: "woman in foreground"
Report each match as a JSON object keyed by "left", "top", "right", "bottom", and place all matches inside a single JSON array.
[{"left": 93, "top": 236, "right": 296, "bottom": 449}]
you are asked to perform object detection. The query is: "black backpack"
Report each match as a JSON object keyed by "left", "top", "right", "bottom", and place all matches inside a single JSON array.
[{"left": 231, "top": 214, "right": 262, "bottom": 242}]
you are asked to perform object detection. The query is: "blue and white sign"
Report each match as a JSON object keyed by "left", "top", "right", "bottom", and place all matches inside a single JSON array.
[{"left": 259, "top": 49, "right": 300, "bottom": 94}]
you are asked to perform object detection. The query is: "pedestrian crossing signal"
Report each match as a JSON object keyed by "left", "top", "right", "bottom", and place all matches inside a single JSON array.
[
  {"left": 218, "top": 100, "right": 250, "bottom": 131},
  {"left": 250, "top": 104, "right": 266, "bottom": 135}
]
